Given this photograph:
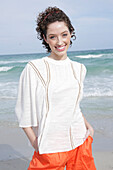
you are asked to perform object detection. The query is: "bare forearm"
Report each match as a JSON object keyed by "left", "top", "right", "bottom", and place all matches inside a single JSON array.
[{"left": 22, "top": 127, "right": 38, "bottom": 151}]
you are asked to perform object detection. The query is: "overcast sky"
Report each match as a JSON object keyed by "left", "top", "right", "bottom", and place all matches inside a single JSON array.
[{"left": 0, "top": 0, "right": 113, "bottom": 55}]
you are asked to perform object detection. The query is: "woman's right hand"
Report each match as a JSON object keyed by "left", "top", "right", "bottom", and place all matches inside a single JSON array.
[
  {"left": 22, "top": 127, "right": 38, "bottom": 152},
  {"left": 32, "top": 137, "right": 38, "bottom": 152}
]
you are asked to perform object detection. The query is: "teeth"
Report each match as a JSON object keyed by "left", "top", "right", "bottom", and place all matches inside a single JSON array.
[{"left": 57, "top": 46, "right": 65, "bottom": 50}]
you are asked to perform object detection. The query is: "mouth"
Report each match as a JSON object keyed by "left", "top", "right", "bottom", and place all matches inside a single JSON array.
[{"left": 55, "top": 45, "right": 66, "bottom": 52}]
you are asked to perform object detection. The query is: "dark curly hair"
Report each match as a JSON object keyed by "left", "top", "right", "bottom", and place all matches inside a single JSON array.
[{"left": 36, "top": 6, "right": 76, "bottom": 53}]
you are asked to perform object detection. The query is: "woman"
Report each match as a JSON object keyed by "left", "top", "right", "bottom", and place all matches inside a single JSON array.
[{"left": 15, "top": 6, "right": 96, "bottom": 170}]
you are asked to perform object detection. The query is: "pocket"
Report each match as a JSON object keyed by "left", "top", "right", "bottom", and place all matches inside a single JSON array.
[
  {"left": 89, "top": 135, "right": 93, "bottom": 143},
  {"left": 83, "top": 136, "right": 93, "bottom": 151},
  {"left": 36, "top": 152, "right": 65, "bottom": 166},
  {"left": 80, "top": 136, "right": 96, "bottom": 169}
]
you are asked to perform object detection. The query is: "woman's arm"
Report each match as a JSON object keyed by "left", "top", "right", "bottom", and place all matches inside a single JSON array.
[
  {"left": 22, "top": 127, "right": 38, "bottom": 152},
  {"left": 82, "top": 113, "right": 94, "bottom": 138}
]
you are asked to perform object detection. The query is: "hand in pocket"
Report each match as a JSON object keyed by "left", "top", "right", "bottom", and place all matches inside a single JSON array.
[{"left": 33, "top": 137, "right": 38, "bottom": 152}]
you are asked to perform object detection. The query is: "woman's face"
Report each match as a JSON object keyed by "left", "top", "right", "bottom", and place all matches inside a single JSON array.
[{"left": 45, "top": 21, "right": 71, "bottom": 60}]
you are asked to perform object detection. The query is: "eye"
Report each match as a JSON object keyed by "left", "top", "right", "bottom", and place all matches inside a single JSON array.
[
  {"left": 49, "top": 36, "right": 55, "bottom": 39},
  {"left": 62, "top": 33, "right": 68, "bottom": 37}
]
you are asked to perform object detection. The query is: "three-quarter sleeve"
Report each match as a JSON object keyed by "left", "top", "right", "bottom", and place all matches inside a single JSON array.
[
  {"left": 80, "top": 64, "right": 87, "bottom": 97},
  {"left": 15, "top": 63, "right": 39, "bottom": 127},
  {"left": 75, "top": 64, "right": 87, "bottom": 117},
  {"left": 81, "top": 64, "right": 87, "bottom": 83}
]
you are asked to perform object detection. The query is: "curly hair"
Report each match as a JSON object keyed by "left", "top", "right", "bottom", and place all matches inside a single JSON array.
[{"left": 36, "top": 6, "right": 76, "bottom": 52}]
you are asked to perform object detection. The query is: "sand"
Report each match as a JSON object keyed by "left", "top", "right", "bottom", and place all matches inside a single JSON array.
[{"left": 0, "top": 126, "right": 113, "bottom": 170}]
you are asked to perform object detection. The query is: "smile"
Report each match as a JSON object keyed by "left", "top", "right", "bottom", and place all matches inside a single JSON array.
[{"left": 55, "top": 45, "right": 66, "bottom": 52}]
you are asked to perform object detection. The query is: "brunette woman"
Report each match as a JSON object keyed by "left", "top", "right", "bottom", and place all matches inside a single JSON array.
[{"left": 15, "top": 6, "right": 96, "bottom": 170}]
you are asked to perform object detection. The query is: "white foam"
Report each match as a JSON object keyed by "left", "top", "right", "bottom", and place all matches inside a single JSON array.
[
  {"left": 0, "top": 67, "right": 13, "bottom": 72},
  {"left": 75, "top": 54, "right": 103, "bottom": 58},
  {"left": 0, "top": 82, "right": 18, "bottom": 86},
  {"left": 0, "top": 60, "right": 29, "bottom": 64},
  {"left": 84, "top": 91, "right": 113, "bottom": 97},
  {"left": 0, "top": 96, "right": 16, "bottom": 100}
]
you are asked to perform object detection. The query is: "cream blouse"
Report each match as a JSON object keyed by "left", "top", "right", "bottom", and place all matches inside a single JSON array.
[{"left": 15, "top": 56, "right": 87, "bottom": 154}]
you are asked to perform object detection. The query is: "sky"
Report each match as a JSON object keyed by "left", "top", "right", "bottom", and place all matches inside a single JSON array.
[{"left": 0, "top": 0, "right": 113, "bottom": 55}]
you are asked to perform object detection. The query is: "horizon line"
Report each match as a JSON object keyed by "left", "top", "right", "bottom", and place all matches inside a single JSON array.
[{"left": 0, "top": 48, "right": 113, "bottom": 56}]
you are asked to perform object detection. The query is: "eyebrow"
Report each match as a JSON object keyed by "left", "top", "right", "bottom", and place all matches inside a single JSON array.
[{"left": 48, "top": 30, "right": 68, "bottom": 36}]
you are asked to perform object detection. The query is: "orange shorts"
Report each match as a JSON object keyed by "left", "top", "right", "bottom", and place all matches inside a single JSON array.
[{"left": 28, "top": 136, "right": 96, "bottom": 170}]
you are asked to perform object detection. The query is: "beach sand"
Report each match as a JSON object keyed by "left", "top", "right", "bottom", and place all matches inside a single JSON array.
[{"left": 0, "top": 126, "right": 113, "bottom": 170}]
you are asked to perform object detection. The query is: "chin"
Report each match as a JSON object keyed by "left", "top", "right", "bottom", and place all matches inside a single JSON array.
[
  {"left": 54, "top": 49, "right": 68, "bottom": 57},
  {"left": 55, "top": 52, "right": 66, "bottom": 57}
]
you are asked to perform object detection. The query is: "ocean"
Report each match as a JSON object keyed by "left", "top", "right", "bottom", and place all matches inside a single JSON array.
[{"left": 0, "top": 49, "right": 113, "bottom": 143}]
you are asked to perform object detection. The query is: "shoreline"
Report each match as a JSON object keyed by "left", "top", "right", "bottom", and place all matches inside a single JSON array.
[{"left": 0, "top": 126, "right": 113, "bottom": 170}]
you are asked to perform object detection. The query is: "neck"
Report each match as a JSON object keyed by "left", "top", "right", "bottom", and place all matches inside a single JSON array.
[{"left": 49, "top": 52, "right": 67, "bottom": 60}]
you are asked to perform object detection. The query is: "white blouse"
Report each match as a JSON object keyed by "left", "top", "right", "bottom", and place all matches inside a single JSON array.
[{"left": 15, "top": 56, "right": 87, "bottom": 154}]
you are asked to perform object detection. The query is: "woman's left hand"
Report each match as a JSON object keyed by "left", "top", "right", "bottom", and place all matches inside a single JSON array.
[
  {"left": 82, "top": 113, "right": 94, "bottom": 139},
  {"left": 87, "top": 124, "right": 94, "bottom": 138}
]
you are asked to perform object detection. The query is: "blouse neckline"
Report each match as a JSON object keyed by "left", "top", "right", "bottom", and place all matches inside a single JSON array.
[{"left": 43, "top": 56, "right": 70, "bottom": 65}]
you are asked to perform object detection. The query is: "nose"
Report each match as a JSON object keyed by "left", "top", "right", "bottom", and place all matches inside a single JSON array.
[{"left": 57, "top": 36, "right": 63, "bottom": 45}]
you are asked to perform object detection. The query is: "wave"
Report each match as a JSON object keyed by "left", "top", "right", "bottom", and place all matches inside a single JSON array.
[
  {"left": 0, "top": 66, "right": 24, "bottom": 73},
  {"left": 0, "top": 81, "right": 18, "bottom": 87},
  {"left": 0, "top": 67, "right": 13, "bottom": 72},
  {"left": 0, "top": 59, "right": 29, "bottom": 64},
  {"left": 75, "top": 54, "right": 103, "bottom": 58},
  {"left": 84, "top": 91, "right": 113, "bottom": 97},
  {"left": 0, "top": 96, "right": 16, "bottom": 100}
]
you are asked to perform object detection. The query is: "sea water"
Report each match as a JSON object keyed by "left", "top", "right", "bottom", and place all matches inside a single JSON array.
[{"left": 0, "top": 49, "right": 113, "bottom": 143}]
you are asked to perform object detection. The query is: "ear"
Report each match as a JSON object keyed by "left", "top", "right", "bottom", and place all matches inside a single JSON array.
[{"left": 43, "top": 34, "right": 48, "bottom": 44}]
